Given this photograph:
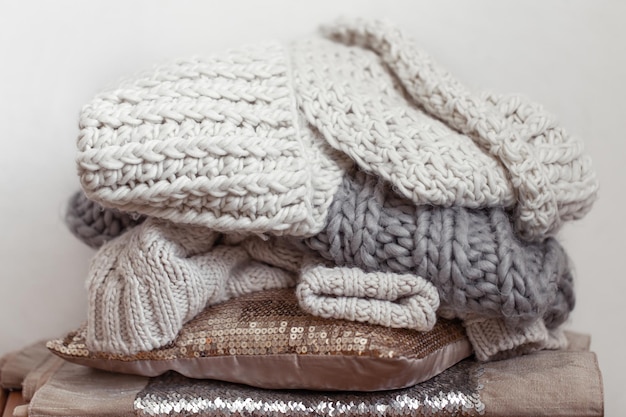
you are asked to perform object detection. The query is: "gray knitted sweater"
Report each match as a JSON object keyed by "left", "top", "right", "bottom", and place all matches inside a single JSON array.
[
  {"left": 303, "top": 169, "right": 574, "bottom": 328},
  {"left": 66, "top": 169, "right": 575, "bottom": 329}
]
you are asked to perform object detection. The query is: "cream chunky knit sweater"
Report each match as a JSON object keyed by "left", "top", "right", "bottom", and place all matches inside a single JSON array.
[{"left": 77, "top": 19, "right": 597, "bottom": 241}]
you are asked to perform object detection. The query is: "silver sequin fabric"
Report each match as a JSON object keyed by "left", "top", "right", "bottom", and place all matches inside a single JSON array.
[{"left": 134, "top": 360, "right": 485, "bottom": 417}]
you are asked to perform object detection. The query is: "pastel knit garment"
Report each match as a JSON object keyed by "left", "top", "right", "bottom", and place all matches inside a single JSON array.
[
  {"left": 303, "top": 169, "right": 575, "bottom": 329},
  {"left": 76, "top": 18, "right": 597, "bottom": 241},
  {"left": 86, "top": 218, "right": 439, "bottom": 355}
]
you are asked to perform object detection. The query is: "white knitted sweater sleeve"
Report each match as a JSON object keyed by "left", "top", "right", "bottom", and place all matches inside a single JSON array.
[{"left": 86, "top": 218, "right": 297, "bottom": 355}]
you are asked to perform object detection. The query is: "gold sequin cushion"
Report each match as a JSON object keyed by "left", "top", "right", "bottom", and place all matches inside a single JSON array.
[{"left": 47, "top": 288, "right": 472, "bottom": 391}]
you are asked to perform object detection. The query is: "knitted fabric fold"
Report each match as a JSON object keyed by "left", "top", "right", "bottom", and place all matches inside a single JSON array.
[
  {"left": 297, "top": 263, "right": 439, "bottom": 330},
  {"left": 79, "top": 204, "right": 567, "bottom": 359},
  {"left": 232, "top": 236, "right": 440, "bottom": 331},
  {"left": 75, "top": 19, "right": 597, "bottom": 241},
  {"left": 68, "top": 180, "right": 574, "bottom": 336},
  {"left": 86, "top": 218, "right": 297, "bottom": 355},
  {"left": 77, "top": 43, "right": 348, "bottom": 237},
  {"left": 229, "top": 236, "right": 558, "bottom": 362},
  {"left": 304, "top": 169, "right": 575, "bottom": 329},
  {"left": 293, "top": 20, "right": 597, "bottom": 240}
]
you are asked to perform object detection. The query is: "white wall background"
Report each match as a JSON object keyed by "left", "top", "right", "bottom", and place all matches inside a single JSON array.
[{"left": 0, "top": 0, "right": 623, "bottom": 414}]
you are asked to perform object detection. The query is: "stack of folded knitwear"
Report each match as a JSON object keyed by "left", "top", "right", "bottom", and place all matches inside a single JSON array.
[{"left": 33, "top": 17, "right": 600, "bottom": 416}]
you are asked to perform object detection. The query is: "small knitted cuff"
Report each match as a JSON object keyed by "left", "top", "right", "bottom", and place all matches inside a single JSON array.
[
  {"left": 236, "top": 236, "right": 440, "bottom": 331},
  {"left": 544, "top": 328, "right": 569, "bottom": 351},
  {"left": 297, "top": 263, "right": 439, "bottom": 331},
  {"left": 464, "top": 318, "right": 566, "bottom": 361}
]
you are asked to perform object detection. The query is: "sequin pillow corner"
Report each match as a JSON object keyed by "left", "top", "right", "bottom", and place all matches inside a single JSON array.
[{"left": 47, "top": 288, "right": 471, "bottom": 391}]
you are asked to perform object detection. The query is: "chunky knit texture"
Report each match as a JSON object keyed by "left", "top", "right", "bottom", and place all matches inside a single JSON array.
[
  {"left": 304, "top": 169, "right": 575, "bottom": 328},
  {"left": 77, "top": 43, "right": 347, "bottom": 236},
  {"left": 75, "top": 191, "right": 565, "bottom": 359},
  {"left": 68, "top": 179, "right": 574, "bottom": 338},
  {"left": 87, "top": 218, "right": 298, "bottom": 355},
  {"left": 315, "top": 18, "right": 598, "bottom": 240},
  {"left": 66, "top": 191, "right": 145, "bottom": 248},
  {"left": 76, "top": 19, "right": 597, "bottom": 241}
]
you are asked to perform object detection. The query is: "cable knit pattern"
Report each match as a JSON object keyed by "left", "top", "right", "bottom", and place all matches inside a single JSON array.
[
  {"left": 66, "top": 191, "right": 145, "bottom": 248},
  {"left": 77, "top": 43, "right": 346, "bottom": 236},
  {"left": 86, "top": 218, "right": 297, "bottom": 355},
  {"left": 317, "top": 18, "right": 598, "bottom": 239},
  {"left": 304, "top": 169, "right": 575, "bottom": 327}
]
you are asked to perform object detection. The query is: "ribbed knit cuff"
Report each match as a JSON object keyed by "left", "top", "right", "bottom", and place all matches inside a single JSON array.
[
  {"left": 545, "top": 328, "right": 569, "bottom": 350},
  {"left": 297, "top": 263, "right": 439, "bottom": 330},
  {"left": 464, "top": 318, "right": 555, "bottom": 361}
]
